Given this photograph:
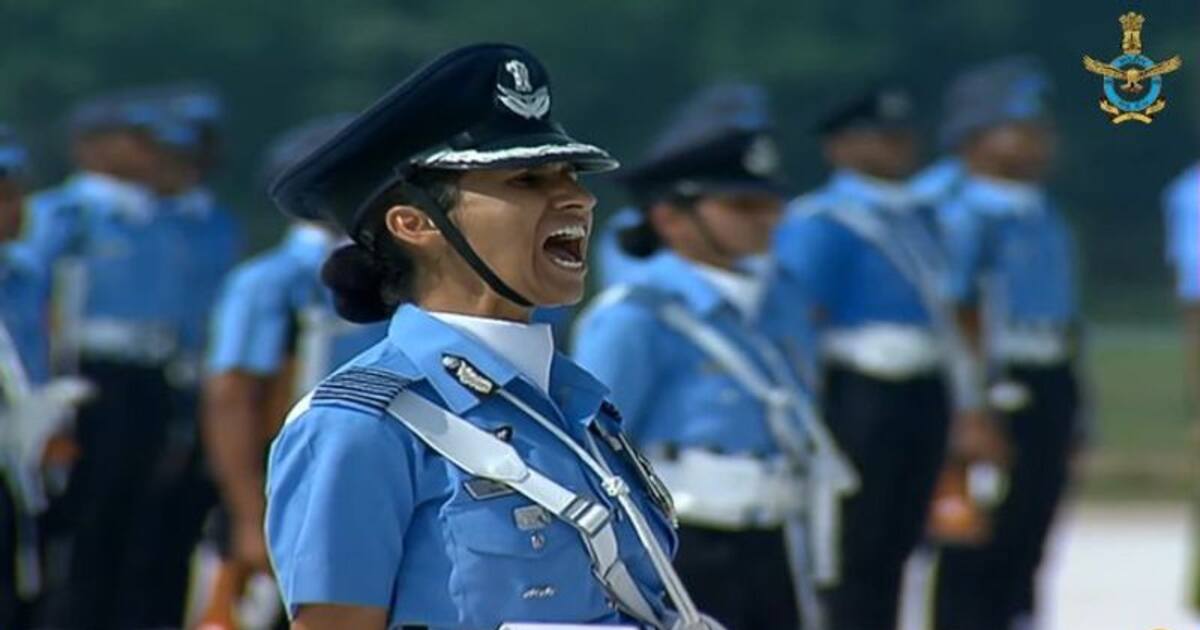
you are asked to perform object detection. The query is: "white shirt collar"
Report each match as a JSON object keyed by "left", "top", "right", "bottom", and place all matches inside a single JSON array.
[
  {"left": 430, "top": 312, "right": 555, "bottom": 392},
  {"left": 693, "top": 262, "right": 766, "bottom": 320}
]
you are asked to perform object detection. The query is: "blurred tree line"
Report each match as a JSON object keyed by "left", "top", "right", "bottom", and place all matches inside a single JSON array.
[{"left": 2, "top": 0, "right": 1197, "bottom": 320}]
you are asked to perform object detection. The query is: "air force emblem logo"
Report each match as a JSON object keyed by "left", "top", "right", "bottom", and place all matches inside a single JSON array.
[
  {"left": 497, "top": 59, "right": 551, "bottom": 120},
  {"left": 1083, "top": 12, "right": 1183, "bottom": 124}
]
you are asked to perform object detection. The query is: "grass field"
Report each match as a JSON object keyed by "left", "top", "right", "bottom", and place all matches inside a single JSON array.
[{"left": 1082, "top": 324, "right": 1197, "bottom": 499}]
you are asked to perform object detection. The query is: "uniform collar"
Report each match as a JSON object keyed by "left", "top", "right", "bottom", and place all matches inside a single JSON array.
[
  {"left": 387, "top": 305, "right": 610, "bottom": 423},
  {"left": 829, "top": 169, "right": 918, "bottom": 212},
  {"left": 643, "top": 252, "right": 729, "bottom": 317},
  {"left": 691, "top": 261, "right": 766, "bottom": 321},
  {"left": 959, "top": 174, "right": 1046, "bottom": 216},
  {"left": 165, "top": 186, "right": 214, "bottom": 218},
  {"left": 429, "top": 311, "right": 555, "bottom": 393},
  {"left": 67, "top": 171, "right": 157, "bottom": 223}
]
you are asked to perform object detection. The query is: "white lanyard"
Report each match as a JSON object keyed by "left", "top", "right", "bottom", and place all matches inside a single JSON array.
[{"left": 494, "top": 389, "right": 705, "bottom": 629}]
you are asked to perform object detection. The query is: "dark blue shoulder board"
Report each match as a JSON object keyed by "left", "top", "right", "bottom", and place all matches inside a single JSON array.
[{"left": 311, "top": 367, "right": 411, "bottom": 415}]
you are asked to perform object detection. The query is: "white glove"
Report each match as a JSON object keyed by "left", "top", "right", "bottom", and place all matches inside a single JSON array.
[{"left": 0, "top": 376, "right": 94, "bottom": 467}]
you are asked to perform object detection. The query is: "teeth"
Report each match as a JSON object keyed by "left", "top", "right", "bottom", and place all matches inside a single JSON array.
[
  {"left": 547, "top": 224, "right": 587, "bottom": 240},
  {"left": 547, "top": 255, "right": 584, "bottom": 270}
]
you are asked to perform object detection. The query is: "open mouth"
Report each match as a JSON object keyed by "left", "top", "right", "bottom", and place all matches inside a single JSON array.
[{"left": 541, "top": 224, "right": 587, "bottom": 271}]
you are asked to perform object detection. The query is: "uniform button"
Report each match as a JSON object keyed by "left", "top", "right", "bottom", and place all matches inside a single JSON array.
[{"left": 530, "top": 532, "right": 546, "bottom": 550}]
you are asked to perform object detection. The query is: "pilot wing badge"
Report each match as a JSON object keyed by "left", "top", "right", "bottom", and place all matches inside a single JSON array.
[
  {"left": 1083, "top": 12, "right": 1182, "bottom": 124},
  {"left": 497, "top": 59, "right": 551, "bottom": 120}
]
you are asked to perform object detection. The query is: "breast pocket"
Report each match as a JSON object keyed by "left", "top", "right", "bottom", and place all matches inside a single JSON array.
[{"left": 443, "top": 498, "right": 611, "bottom": 625}]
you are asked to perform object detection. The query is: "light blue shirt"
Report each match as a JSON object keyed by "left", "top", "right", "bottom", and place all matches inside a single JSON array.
[
  {"left": 938, "top": 175, "right": 1078, "bottom": 326},
  {"left": 23, "top": 174, "right": 241, "bottom": 356},
  {"left": 572, "top": 252, "right": 812, "bottom": 454},
  {"left": 774, "top": 170, "right": 937, "bottom": 330},
  {"left": 0, "top": 244, "right": 50, "bottom": 385},
  {"left": 266, "top": 305, "right": 676, "bottom": 628},
  {"left": 207, "top": 226, "right": 384, "bottom": 375},
  {"left": 1163, "top": 162, "right": 1200, "bottom": 301}
]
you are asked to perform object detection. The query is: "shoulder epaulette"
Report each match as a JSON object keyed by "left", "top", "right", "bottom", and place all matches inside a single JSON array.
[{"left": 311, "top": 367, "right": 411, "bottom": 415}]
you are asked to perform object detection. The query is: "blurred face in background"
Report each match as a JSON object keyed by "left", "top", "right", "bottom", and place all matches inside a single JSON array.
[
  {"left": 963, "top": 120, "right": 1057, "bottom": 183},
  {"left": 823, "top": 127, "right": 920, "bottom": 181},
  {"left": 146, "top": 144, "right": 202, "bottom": 195},
  {"left": 72, "top": 128, "right": 162, "bottom": 186},
  {"left": 0, "top": 177, "right": 25, "bottom": 243},
  {"left": 653, "top": 190, "right": 784, "bottom": 268}
]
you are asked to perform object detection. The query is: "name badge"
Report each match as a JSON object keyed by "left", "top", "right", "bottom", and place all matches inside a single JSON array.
[{"left": 463, "top": 477, "right": 515, "bottom": 501}]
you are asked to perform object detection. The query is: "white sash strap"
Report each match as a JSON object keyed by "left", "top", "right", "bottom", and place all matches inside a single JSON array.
[
  {"left": 825, "top": 205, "right": 985, "bottom": 410},
  {"left": 385, "top": 391, "right": 665, "bottom": 629},
  {"left": 654, "top": 302, "right": 858, "bottom": 594}
]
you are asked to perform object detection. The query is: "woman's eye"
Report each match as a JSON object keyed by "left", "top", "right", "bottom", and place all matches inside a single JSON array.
[{"left": 510, "top": 173, "right": 542, "bottom": 187}]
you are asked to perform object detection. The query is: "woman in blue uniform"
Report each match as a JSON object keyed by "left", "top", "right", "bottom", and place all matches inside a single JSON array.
[{"left": 265, "top": 44, "right": 717, "bottom": 630}]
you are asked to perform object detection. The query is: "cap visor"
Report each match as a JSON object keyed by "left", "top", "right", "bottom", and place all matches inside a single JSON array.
[{"left": 417, "top": 133, "right": 618, "bottom": 173}]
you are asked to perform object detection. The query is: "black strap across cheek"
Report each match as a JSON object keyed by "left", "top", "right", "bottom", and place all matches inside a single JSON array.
[
  {"left": 686, "top": 209, "right": 736, "bottom": 261},
  {"left": 397, "top": 181, "right": 535, "bottom": 308}
]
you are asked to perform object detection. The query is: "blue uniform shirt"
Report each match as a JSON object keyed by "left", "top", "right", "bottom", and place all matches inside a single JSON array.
[
  {"left": 266, "top": 305, "right": 676, "bottom": 628},
  {"left": 207, "top": 225, "right": 384, "bottom": 376},
  {"left": 0, "top": 244, "right": 50, "bottom": 385},
  {"left": 573, "top": 252, "right": 812, "bottom": 454},
  {"left": 1163, "top": 162, "right": 1200, "bottom": 301},
  {"left": 774, "top": 170, "right": 935, "bottom": 330},
  {"left": 161, "top": 187, "right": 242, "bottom": 355},
  {"left": 24, "top": 174, "right": 241, "bottom": 357},
  {"left": 938, "top": 176, "right": 1078, "bottom": 326}
]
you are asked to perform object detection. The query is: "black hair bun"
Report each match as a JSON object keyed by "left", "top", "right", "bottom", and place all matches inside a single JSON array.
[
  {"left": 615, "top": 219, "right": 662, "bottom": 259},
  {"left": 320, "top": 244, "right": 393, "bottom": 324}
]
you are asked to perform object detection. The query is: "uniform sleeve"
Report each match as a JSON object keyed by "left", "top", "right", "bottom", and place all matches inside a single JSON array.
[
  {"left": 21, "top": 194, "right": 83, "bottom": 266},
  {"left": 772, "top": 213, "right": 844, "bottom": 313},
  {"left": 206, "top": 268, "right": 291, "bottom": 374},
  {"left": 1163, "top": 173, "right": 1200, "bottom": 302},
  {"left": 571, "top": 299, "right": 661, "bottom": 437},
  {"left": 938, "top": 202, "right": 991, "bottom": 307},
  {"left": 265, "top": 405, "right": 415, "bottom": 614}
]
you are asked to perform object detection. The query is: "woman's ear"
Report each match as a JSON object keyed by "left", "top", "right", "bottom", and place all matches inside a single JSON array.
[{"left": 384, "top": 205, "right": 440, "bottom": 248}]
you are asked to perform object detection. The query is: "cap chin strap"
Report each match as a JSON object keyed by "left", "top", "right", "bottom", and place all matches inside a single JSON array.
[
  {"left": 686, "top": 210, "right": 739, "bottom": 266},
  {"left": 395, "top": 180, "right": 535, "bottom": 309}
]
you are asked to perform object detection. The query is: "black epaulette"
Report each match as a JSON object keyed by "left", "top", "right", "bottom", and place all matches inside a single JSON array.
[
  {"left": 311, "top": 367, "right": 411, "bottom": 415},
  {"left": 600, "top": 400, "right": 624, "bottom": 423}
]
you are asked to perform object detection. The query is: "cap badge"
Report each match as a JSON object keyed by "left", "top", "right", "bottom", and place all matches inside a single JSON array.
[
  {"left": 498, "top": 59, "right": 550, "bottom": 120},
  {"left": 743, "top": 136, "right": 780, "bottom": 177},
  {"left": 879, "top": 91, "right": 913, "bottom": 119}
]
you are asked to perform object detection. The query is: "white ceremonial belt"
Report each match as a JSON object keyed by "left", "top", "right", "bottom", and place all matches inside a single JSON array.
[
  {"left": 78, "top": 319, "right": 177, "bottom": 365},
  {"left": 821, "top": 325, "right": 942, "bottom": 380},
  {"left": 992, "top": 327, "right": 1073, "bottom": 366},
  {"left": 649, "top": 450, "right": 804, "bottom": 530}
]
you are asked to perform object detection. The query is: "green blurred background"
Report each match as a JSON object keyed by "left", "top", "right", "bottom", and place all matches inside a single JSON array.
[{"left": 2, "top": 0, "right": 1197, "bottom": 496}]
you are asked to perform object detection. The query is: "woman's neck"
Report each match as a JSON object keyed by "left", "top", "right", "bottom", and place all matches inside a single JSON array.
[{"left": 415, "top": 270, "right": 533, "bottom": 323}]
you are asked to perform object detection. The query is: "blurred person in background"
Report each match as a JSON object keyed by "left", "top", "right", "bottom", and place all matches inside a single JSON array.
[
  {"left": 574, "top": 84, "right": 852, "bottom": 629},
  {"left": 932, "top": 57, "right": 1084, "bottom": 630},
  {"left": 773, "top": 84, "right": 1001, "bottom": 630},
  {"left": 124, "top": 84, "right": 243, "bottom": 630},
  {"left": 22, "top": 89, "right": 240, "bottom": 629},
  {"left": 196, "top": 114, "right": 386, "bottom": 630},
  {"left": 0, "top": 126, "right": 91, "bottom": 628},
  {"left": 1160, "top": 85, "right": 1200, "bottom": 614}
]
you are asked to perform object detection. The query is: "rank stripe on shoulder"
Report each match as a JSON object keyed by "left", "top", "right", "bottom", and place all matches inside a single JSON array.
[{"left": 311, "top": 367, "right": 411, "bottom": 414}]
